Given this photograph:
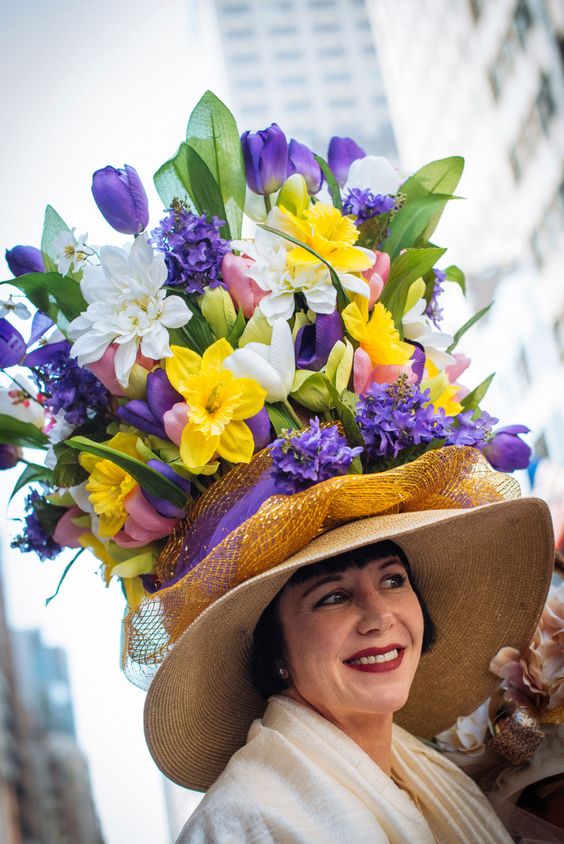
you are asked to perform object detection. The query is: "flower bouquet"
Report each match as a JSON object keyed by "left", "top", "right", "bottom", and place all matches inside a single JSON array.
[{"left": 1, "top": 91, "right": 532, "bottom": 631}]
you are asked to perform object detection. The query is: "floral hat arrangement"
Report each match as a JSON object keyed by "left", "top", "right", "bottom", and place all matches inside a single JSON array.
[{"left": 1, "top": 92, "right": 560, "bottom": 772}]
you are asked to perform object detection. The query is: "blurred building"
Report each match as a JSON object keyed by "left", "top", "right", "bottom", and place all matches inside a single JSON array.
[
  {"left": 208, "top": 0, "right": 397, "bottom": 159},
  {"left": 161, "top": 777, "right": 202, "bottom": 841},
  {"left": 367, "top": 0, "right": 564, "bottom": 520},
  {"left": 0, "top": 569, "right": 23, "bottom": 844},
  {"left": 11, "top": 630, "right": 104, "bottom": 844}
]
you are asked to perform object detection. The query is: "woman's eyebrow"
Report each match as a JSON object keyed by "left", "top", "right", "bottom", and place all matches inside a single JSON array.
[{"left": 300, "top": 574, "right": 345, "bottom": 599}]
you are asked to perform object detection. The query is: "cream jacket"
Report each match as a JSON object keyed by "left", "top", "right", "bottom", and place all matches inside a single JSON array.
[{"left": 177, "top": 696, "right": 512, "bottom": 843}]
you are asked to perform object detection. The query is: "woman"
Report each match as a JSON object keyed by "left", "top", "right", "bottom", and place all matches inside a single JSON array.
[{"left": 144, "top": 493, "right": 555, "bottom": 843}]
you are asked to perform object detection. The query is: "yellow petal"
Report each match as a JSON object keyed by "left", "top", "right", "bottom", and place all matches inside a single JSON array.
[
  {"left": 180, "top": 422, "right": 218, "bottom": 470},
  {"left": 124, "top": 576, "right": 148, "bottom": 611},
  {"left": 98, "top": 511, "right": 127, "bottom": 538},
  {"left": 330, "top": 246, "right": 374, "bottom": 272},
  {"left": 165, "top": 347, "right": 202, "bottom": 395},
  {"left": 79, "top": 452, "right": 99, "bottom": 474},
  {"left": 105, "top": 431, "right": 141, "bottom": 459},
  {"left": 217, "top": 420, "right": 255, "bottom": 464},
  {"left": 229, "top": 378, "right": 267, "bottom": 421},
  {"left": 342, "top": 302, "right": 368, "bottom": 343},
  {"left": 201, "top": 338, "right": 235, "bottom": 371}
]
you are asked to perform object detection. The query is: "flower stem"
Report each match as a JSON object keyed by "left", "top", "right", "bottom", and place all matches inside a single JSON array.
[
  {"left": 190, "top": 475, "right": 208, "bottom": 495},
  {"left": 264, "top": 194, "right": 272, "bottom": 214},
  {"left": 282, "top": 399, "right": 302, "bottom": 429}
]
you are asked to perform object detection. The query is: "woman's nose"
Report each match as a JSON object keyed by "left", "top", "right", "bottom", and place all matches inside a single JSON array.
[{"left": 356, "top": 591, "right": 394, "bottom": 635}]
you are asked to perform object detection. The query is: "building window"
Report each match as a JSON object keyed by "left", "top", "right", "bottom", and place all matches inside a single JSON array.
[
  {"left": 468, "top": 0, "right": 484, "bottom": 22},
  {"left": 533, "top": 433, "right": 549, "bottom": 460},
  {"left": 488, "top": 22, "right": 519, "bottom": 101},
  {"left": 324, "top": 71, "right": 351, "bottom": 84},
  {"left": 308, "top": 0, "right": 335, "bottom": 8},
  {"left": 230, "top": 52, "right": 260, "bottom": 64},
  {"left": 227, "top": 28, "right": 254, "bottom": 39},
  {"left": 313, "top": 22, "right": 339, "bottom": 34},
  {"left": 536, "top": 74, "right": 556, "bottom": 134},
  {"left": 530, "top": 177, "right": 564, "bottom": 267},
  {"left": 222, "top": 3, "right": 248, "bottom": 14},
  {"left": 322, "top": 46, "right": 346, "bottom": 58},
  {"left": 328, "top": 98, "right": 353, "bottom": 109},
  {"left": 270, "top": 25, "right": 298, "bottom": 37},
  {"left": 275, "top": 49, "right": 302, "bottom": 61},
  {"left": 517, "top": 347, "right": 531, "bottom": 387},
  {"left": 513, "top": 0, "right": 532, "bottom": 46},
  {"left": 552, "top": 317, "right": 564, "bottom": 362},
  {"left": 235, "top": 78, "right": 264, "bottom": 91},
  {"left": 280, "top": 75, "right": 305, "bottom": 86},
  {"left": 286, "top": 101, "right": 309, "bottom": 112}
]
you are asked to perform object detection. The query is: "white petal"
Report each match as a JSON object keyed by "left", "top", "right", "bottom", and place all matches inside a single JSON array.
[
  {"left": 339, "top": 273, "right": 370, "bottom": 297},
  {"left": 81, "top": 264, "right": 115, "bottom": 303},
  {"left": 161, "top": 296, "right": 192, "bottom": 328},
  {"left": 304, "top": 285, "right": 337, "bottom": 314},
  {"left": 140, "top": 325, "right": 171, "bottom": 360},
  {"left": 269, "top": 319, "right": 295, "bottom": 396},
  {"left": 113, "top": 339, "right": 139, "bottom": 388},
  {"left": 346, "top": 155, "right": 402, "bottom": 196},
  {"left": 225, "top": 349, "right": 284, "bottom": 402},
  {"left": 426, "top": 348, "right": 456, "bottom": 369},
  {"left": 99, "top": 245, "right": 131, "bottom": 279},
  {"left": 259, "top": 292, "right": 295, "bottom": 323},
  {"left": 70, "top": 332, "right": 115, "bottom": 365}
]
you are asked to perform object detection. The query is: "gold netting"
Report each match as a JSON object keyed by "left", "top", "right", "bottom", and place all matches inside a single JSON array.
[{"left": 122, "top": 446, "right": 520, "bottom": 687}]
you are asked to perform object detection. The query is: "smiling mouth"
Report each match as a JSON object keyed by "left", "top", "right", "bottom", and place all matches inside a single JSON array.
[{"left": 344, "top": 647, "right": 405, "bottom": 673}]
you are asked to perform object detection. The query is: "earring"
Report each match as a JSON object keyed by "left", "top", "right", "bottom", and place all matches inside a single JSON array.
[{"left": 277, "top": 665, "right": 289, "bottom": 679}]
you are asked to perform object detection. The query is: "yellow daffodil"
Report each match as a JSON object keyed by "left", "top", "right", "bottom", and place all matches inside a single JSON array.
[
  {"left": 80, "top": 432, "right": 140, "bottom": 538},
  {"left": 80, "top": 534, "right": 151, "bottom": 610},
  {"left": 280, "top": 203, "right": 374, "bottom": 273},
  {"left": 423, "top": 361, "right": 463, "bottom": 416},
  {"left": 165, "top": 338, "right": 267, "bottom": 471},
  {"left": 342, "top": 301, "right": 413, "bottom": 368}
]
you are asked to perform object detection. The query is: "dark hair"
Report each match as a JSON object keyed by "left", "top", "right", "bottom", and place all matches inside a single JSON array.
[{"left": 250, "top": 540, "right": 436, "bottom": 699}]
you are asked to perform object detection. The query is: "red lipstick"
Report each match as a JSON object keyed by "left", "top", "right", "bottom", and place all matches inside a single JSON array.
[{"left": 344, "top": 645, "right": 405, "bottom": 673}]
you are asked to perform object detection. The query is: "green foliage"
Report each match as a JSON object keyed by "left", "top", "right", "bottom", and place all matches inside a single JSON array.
[
  {"left": 184, "top": 145, "right": 230, "bottom": 237},
  {"left": 379, "top": 247, "right": 446, "bottom": 334},
  {"left": 314, "top": 155, "right": 342, "bottom": 211},
  {"left": 46, "top": 549, "right": 84, "bottom": 607},
  {"left": 52, "top": 443, "right": 88, "bottom": 487},
  {"left": 1, "top": 272, "right": 87, "bottom": 323},
  {"left": 444, "top": 264, "right": 466, "bottom": 294},
  {"left": 0, "top": 414, "right": 48, "bottom": 448},
  {"left": 447, "top": 302, "right": 493, "bottom": 353},
  {"left": 9, "top": 463, "right": 54, "bottom": 502},
  {"left": 460, "top": 373, "right": 495, "bottom": 411},
  {"left": 66, "top": 436, "right": 188, "bottom": 507},
  {"left": 265, "top": 402, "right": 296, "bottom": 435},
  {"left": 41, "top": 205, "right": 70, "bottom": 273},
  {"left": 154, "top": 151, "right": 193, "bottom": 209},
  {"left": 168, "top": 297, "right": 217, "bottom": 354},
  {"left": 227, "top": 308, "right": 246, "bottom": 347}
]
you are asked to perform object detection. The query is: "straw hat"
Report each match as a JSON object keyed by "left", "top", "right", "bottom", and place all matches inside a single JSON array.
[{"left": 144, "top": 495, "right": 554, "bottom": 791}]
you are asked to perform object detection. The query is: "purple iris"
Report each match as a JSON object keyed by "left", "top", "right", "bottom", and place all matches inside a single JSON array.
[
  {"left": 327, "top": 136, "right": 365, "bottom": 187},
  {"left": 11, "top": 489, "right": 63, "bottom": 562},
  {"left": 241, "top": 123, "right": 288, "bottom": 195},
  {"left": 343, "top": 189, "right": 395, "bottom": 225},
  {"left": 482, "top": 425, "right": 531, "bottom": 472},
  {"left": 245, "top": 407, "right": 271, "bottom": 452},
  {"left": 295, "top": 311, "right": 343, "bottom": 372},
  {"left": 91, "top": 164, "right": 149, "bottom": 234},
  {"left": 0, "top": 319, "right": 27, "bottom": 367},
  {"left": 141, "top": 459, "right": 191, "bottom": 519},
  {"left": 117, "top": 368, "right": 182, "bottom": 439},
  {"left": 287, "top": 139, "right": 323, "bottom": 195},
  {"left": 0, "top": 444, "right": 21, "bottom": 469},
  {"left": 446, "top": 409, "right": 498, "bottom": 448},
  {"left": 425, "top": 268, "right": 445, "bottom": 328},
  {"left": 5, "top": 245, "right": 45, "bottom": 277}
]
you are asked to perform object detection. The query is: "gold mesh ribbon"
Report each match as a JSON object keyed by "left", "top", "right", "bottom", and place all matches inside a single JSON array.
[{"left": 122, "top": 446, "right": 519, "bottom": 687}]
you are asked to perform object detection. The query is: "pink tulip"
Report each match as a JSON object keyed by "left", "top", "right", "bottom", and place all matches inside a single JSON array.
[
  {"left": 53, "top": 506, "right": 86, "bottom": 548},
  {"left": 353, "top": 347, "right": 415, "bottom": 394},
  {"left": 163, "top": 401, "right": 189, "bottom": 446},
  {"left": 113, "top": 487, "right": 179, "bottom": 548},
  {"left": 86, "top": 343, "right": 155, "bottom": 396},
  {"left": 221, "top": 252, "right": 267, "bottom": 318},
  {"left": 362, "top": 250, "right": 390, "bottom": 308},
  {"left": 445, "top": 353, "right": 471, "bottom": 384}
]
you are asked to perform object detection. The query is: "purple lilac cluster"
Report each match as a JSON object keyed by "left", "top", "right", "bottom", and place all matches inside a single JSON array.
[
  {"left": 425, "top": 268, "right": 445, "bottom": 327},
  {"left": 152, "top": 202, "right": 230, "bottom": 295},
  {"left": 356, "top": 378, "right": 498, "bottom": 462},
  {"left": 29, "top": 341, "right": 110, "bottom": 427},
  {"left": 270, "top": 418, "right": 363, "bottom": 493},
  {"left": 343, "top": 189, "right": 395, "bottom": 225},
  {"left": 11, "top": 490, "right": 62, "bottom": 562}
]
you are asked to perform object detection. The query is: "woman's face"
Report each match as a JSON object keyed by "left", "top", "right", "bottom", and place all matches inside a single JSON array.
[{"left": 277, "top": 554, "right": 424, "bottom": 728}]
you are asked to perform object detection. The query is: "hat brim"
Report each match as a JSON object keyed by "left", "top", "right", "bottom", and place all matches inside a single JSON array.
[{"left": 144, "top": 498, "right": 554, "bottom": 791}]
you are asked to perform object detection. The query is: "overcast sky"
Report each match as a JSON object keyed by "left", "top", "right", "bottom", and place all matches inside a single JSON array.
[{"left": 0, "top": 1, "right": 227, "bottom": 841}]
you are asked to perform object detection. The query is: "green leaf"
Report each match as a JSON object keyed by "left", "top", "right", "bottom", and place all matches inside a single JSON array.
[
  {"left": 46, "top": 549, "right": 84, "bottom": 607},
  {"left": 185, "top": 145, "right": 230, "bottom": 238},
  {"left": 226, "top": 308, "right": 246, "bottom": 347},
  {"left": 357, "top": 212, "right": 392, "bottom": 250},
  {"left": 444, "top": 264, "right": 466, "bottom": 294},
  {"left": 326, "top": 383, "right": 364, "bottom": 450},
  {"left": 382, "top": 194, "right": 458, "bottom": 260},
  {"left": 66, "top": 436, "right": 188, "bottom": 508},
  {"left": 154, "top": 152, "right": 192, "bottom": 208},
  {"left": 447, "top": 302, "right": 493, "bottom": 354},
  {"left": 186, "top": 91, "right": 245, "bottom": 239},
  {"left": 41, "top": 205, "right": 70, "bottom": 273},
  {"left": 53, "top": 443, "right": 88, "bottom": 487},
  {"left": 1, "top": 271, "right": 87, "bottom": 323},
  {"left": 314, "top": 154, "right": 342, "bottom": 211},
  {"left": 9, "top": 462, "right": 54, "bottom": 502},
  {"left": 265, "top": 402, "right": 296, "bottom": 435},
  {"left": 0, "top": 414, "right": 48, "bottom": 448},
  {"left": 258, "top": 224, "right": 348, "bottom": 311},
  {"left": 168, "top": 297, "right": 216, "bottom": 355},
  {"left": 395, "top": 157, "right": 464, "bottom": 246},
  {"left": 460, "top": 373, "right": 495, "bottom": 411},
  {"left": 379, "top": 247, "right": 446, "bottom": 332}
]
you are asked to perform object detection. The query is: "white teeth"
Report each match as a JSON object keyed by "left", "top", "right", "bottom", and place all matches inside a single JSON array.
[{"left": 348, "top": 649, "right": 399, "bottom": 665}]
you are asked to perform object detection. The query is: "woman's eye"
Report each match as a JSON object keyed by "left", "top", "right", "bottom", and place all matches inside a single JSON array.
[
  {"left": 316, "top": 590, "right": 348, "bottom": 607},
  {"left": 382, "top": 573, "right": 406, "bottom": 589}
]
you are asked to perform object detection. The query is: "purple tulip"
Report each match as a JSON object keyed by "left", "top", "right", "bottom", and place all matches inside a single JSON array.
[
  {"left": 91, "top": 164, "right": 149, "bottom": 234},
  {"left": 287, "top": 139, "right": 323, "bottom": 195},
  {"left": 408, "top": 342, "right": 426, "bottom": 384},
  {"left": 295, "top": 311, "right": 343, "bottom": 372},
  {"left": 116, "top": 369, "right": 182, "bottom": 438},
  {"left": 141, "top": 459, "right": 191, "bottom": 518},
  {"left": 482, "top": 425, "right": 531, "bottom": 472},
  {"left": 0, "top": 319, "right": 26, "bottom": 368},
  {"left": 245, "top": 408, "right": 271, "bottom": 452},
  {"left": 5, "top": 246, "right": 45, "bottom": 277},
  {"left": 327, "top": 137, "right": 366, "bottom": 187},
  {"left": 241, "top": 123, "right": 288, "bottom": 195},
  {"left": 0, "top": 444, "right": 21, "bottom": 469}
]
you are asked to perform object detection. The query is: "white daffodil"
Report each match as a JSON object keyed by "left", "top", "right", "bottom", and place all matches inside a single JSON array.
[
  {"left": 345, "top": 156, "right": 403, "bottom": 197},
  {"left": 224, "top": 318, "right": 295, "bottom": 402},
  {"left": 53, "top": 228, "right": 90, "bottom": 276},
  {"left": 68, "top": 234, "right": 191, "bottom": 388},
  {"left": 0, "top": 297, "right": 31, "bottom": 320},
  {"left": 0, "top": 382, "right": 45, "bottom": 429},
  {"left": 402, "top": 298, "right": 455, "bottom": 369}
]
